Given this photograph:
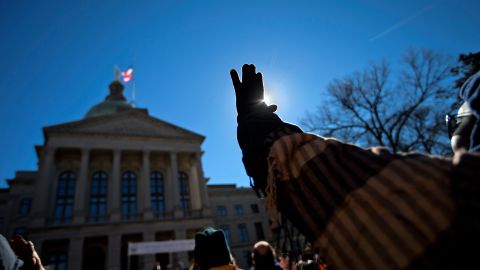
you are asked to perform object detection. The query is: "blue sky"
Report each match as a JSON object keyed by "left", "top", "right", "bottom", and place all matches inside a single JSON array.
[{"left": 0, "top": 0, "right": 478, "bottom": 188}]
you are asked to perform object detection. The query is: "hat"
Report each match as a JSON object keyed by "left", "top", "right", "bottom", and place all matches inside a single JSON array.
[{"left": 194, "top": 227, "right": 232, "bottom": 270}]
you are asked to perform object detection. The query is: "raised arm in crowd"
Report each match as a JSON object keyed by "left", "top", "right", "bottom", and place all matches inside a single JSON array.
[{"left": 231, "top": 64, "right": 480, "bottom": 270}]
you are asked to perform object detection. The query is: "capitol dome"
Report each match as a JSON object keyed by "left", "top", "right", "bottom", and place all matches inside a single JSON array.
[{"left": 85, "top": 80, "right": 134, "bottom": 118}]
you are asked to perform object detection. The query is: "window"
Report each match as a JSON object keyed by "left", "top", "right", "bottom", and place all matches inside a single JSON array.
[
  {"left": 42, "top": 240, "right": 68, "bottom": 270},
  {"left": 150, "top": 171, "right": 165, "bottom": 217},
  {"left": 219, "top": 225, "right": 232, "bottom": 245},
  {"left": 88, "top": 171, "right": 107, "bottom": 222},
  {"left": 18, "top": 198, "right": 32, "bottom": 215},
  {"left": 178, "top": 172, "right": 190, "bottom": 211},
  {"left": 250, "top": 204, "right": 259, "bottom": 214},
  {"left": 234, "top": 204, "right": 244, "bottom": 216},
  {"left": 238, "top": 223, "right": 249, "bottom": 242},
  {"left": 121, "top": 171, "right": 137, "bottom": 221},
  {"left": 254, "top": 222, "right": 265, "bottom": 240},
  {"left": 216, "top": 206, "right": 227, "bottom": 217},
  {"left": 47, "top": 252, "right": 68, "bottom": 270},
  {"left": 53, "top": 171, "right": 76, "bottom": 224}
]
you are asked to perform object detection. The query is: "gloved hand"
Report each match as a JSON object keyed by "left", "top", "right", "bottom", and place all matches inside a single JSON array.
[
  {"left": 230, "top": 64, "right": 302, "bottom": 196},
  {"left": 230, "top": 64, "right": 277, "bottom": 119}
]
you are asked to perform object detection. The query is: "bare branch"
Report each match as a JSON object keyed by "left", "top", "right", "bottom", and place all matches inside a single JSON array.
[{"left": 301, "top": 48, "right": 455, "bottom": 154}]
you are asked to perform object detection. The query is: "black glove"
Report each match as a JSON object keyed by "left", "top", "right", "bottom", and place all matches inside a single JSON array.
[
  {"left": 230, "top": 64, "right": 302, "bottom": 196},
  {"left": 230, "top": 64, "right": 277, "bottom": 120}
]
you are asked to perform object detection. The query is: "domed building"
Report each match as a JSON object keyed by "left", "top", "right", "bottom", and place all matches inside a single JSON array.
[
  {"left": 0, "top": 75, "right": 272, "bottom": 270},
  {"left": 85, "top": 80, "right": 135, "bottom": 118}
]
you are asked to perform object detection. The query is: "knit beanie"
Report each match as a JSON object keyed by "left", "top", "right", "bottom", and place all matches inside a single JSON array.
[{"left": 194, "top": 227, "right": 232, "bottom": 270}]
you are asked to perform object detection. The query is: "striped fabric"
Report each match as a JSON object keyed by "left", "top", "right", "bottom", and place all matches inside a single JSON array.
[{"left": 265, "top": 133, "right": 480, "bottom": 269}]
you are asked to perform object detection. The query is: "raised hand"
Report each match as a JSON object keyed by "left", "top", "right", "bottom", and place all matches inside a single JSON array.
[
  {"left": 229, "top": 64, "right": 287, "bottom": 196},
  {"left": 10, "top": 236, "right": 45, "bottom": 270},
  {"left": 230, "top": 64, "right": 276, "bottom": 117}
]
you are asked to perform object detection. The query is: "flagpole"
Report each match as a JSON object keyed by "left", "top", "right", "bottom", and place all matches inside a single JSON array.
[
  {"left": 120, "top": 65, "right": 135, "bottom": 106},
  {"left": 132, "top": 52, "right": 137, "bottom": 107},
  {"left": 132, "top": 68, "right": 136, "bottom": 107}
]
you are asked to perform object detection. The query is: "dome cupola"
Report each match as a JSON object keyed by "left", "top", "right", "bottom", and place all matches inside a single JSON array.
[{"left": 85, "top": 68, "right": 134, "bottom": 118}]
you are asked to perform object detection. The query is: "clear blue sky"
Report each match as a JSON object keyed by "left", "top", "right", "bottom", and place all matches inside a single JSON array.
[{"left": 0, "top": 0, "right": 478, "bottom": 188}]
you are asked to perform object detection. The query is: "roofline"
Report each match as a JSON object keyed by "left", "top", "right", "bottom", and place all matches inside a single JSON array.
[
  {"left": 207, "top": 184, "right": 238, "bottom": 188},
  {"left": 42, "top": 109, "right": 205, "bottom": 141}
]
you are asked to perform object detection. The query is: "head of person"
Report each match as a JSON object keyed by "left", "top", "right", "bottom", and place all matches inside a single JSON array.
[
  {"left": 194, "top": 227, "right": 233, "bottom": 270},
  {"left": 252, "top": 241, "right": 276, "bottom": 270},
  {"left": 448, "top": 69, "right": 480, "bottom": 153}
]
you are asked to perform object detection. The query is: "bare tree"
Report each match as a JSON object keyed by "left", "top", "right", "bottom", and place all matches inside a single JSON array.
[{"left": 302, "top": 49, "right": 455, "bottom": 155}]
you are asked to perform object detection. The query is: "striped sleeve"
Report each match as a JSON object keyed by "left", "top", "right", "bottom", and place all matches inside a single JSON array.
[{"left": 266, "top": 133, "right": 457, "bottom": 269}]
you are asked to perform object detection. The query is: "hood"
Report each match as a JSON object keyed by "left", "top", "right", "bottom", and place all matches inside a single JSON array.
[{"left": 459, "top": 70, "right": 480, "bottom": 152}]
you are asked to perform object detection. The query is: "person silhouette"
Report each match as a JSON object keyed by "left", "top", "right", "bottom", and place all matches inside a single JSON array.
[{"left": 231, "top": 64, "right": 480, "bottom": 269}]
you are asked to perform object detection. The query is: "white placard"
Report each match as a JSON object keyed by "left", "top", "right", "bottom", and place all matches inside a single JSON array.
[{"left": 128, "top": 239, "right": 195, "bottom": 256}]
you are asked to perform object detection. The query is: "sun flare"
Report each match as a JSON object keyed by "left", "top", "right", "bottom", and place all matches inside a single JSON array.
[{"left": 263, "top": 94, "right": 272, "bottom": 105}]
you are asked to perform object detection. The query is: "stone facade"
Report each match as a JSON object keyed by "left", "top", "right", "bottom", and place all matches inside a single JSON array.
[
  {"left": 0, "top": 81, "right": 272, "bottom": 270},
  {"left": 208, "top": 185, "right": 272, "bottom": 268}
]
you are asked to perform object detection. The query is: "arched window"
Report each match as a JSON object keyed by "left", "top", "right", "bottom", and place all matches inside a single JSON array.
[
  {"left": 121, "top": 171, "right": 137, "bottom": 220},
  {"left": 150, "top": 171, "right": 165, "bottom": 217},
  {"left": 178, "top": 171, "right": 190, "bottom": 211},
  {"left": 88, "top": 171, "right": 108, "bottom": 223},
  {"left": 53, "top": 171, "right": 76, "bottom": 224}
]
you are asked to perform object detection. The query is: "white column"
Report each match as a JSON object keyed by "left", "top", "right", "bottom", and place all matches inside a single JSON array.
[
  {"left": 189, "top": 157, "right": 201, "bottom": 211},
  {"left": 67, "top": 237, "right": 84, "bottom": 270},
  {"left": 109, "top": 149, "right": 121, "bottom": 222},
  {"left": 196, "top": 151, "right": 210, "bottom": 210},
  {"left": 108, "top": 234, "right": 121, "bottom": 270},
  {"left": 141, "top": 151, "right": 153, "bottom": 220},
  {"left": 170, "top": 152, "right": 182, "bottom": 217},
  {"left": 165, "top": 167, "right": 173, "bottom": 216},
  {"left": 74, "top": 148, "right": 90, "bottom": 224},
  {"left": 31, "top": 146, "right": 56, "bottom": 227}
]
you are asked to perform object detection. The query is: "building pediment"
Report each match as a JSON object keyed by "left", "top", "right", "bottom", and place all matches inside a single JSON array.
[{"left": 43, "top": 109, "right": 204, "bottom": 141}]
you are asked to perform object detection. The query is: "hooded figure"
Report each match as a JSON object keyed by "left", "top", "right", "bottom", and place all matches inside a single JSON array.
[{"left": 455, "top": 70, "right": 480, "bottom": 152}]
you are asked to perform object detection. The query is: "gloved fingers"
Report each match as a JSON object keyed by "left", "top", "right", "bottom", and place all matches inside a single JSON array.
[
  {"left": 255, "top": 72, "right": 264, "bottom": 90},
  {"left": 255, "top": 72, "right": 265, "bottom": 100},
  {"left": 242, "top": 64, "right": 256, "bottom": 83},
  {"left": 242, "top": 64, "right": 249, "bottom": 83},
  {"left": 230, "top": 69, "right": 241, "bottom": 91}
]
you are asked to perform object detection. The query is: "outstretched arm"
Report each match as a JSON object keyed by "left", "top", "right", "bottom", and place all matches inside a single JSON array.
[
  {"left": 229, "top": 64, "right": 468, "bottom": 270},
  {"left": 230, "top": 64, "right": 302, "bottom": 196}
]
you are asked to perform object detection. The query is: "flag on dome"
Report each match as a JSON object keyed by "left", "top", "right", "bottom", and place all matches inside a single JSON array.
[{"left": 121, "top": 67, "right": 134, "bottom": 83}]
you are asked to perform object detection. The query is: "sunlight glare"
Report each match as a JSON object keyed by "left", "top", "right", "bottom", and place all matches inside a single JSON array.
[{"left": 263, "top": 94, "right": 272, "bottom": 105}]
